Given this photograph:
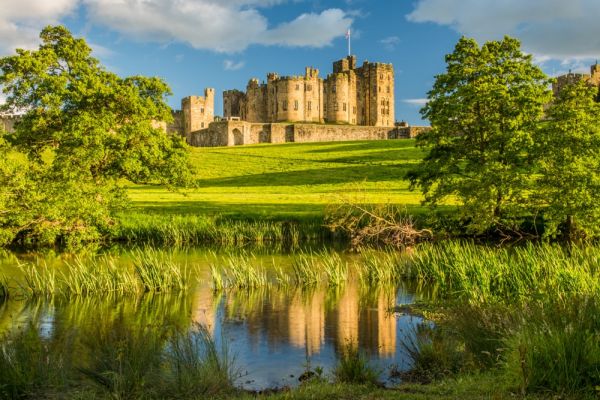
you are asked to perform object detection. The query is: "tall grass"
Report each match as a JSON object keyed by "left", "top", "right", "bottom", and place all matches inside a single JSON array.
[
  {"left": 6, "top": 249, "right": 192, "bottom": 298},
  {"left": 400, "top": 242, "right": 600, "bottom": 302},
  {"left": 0, "top": 276, "right": 9, "bottom": 301},
  {"left": 117, "top": 213, "right": 327, "bottom": 246},
  {"left": 333, "top": 344, "right": 379, "bottom": 385},
  {"left": 60, "top": 256, "right": 139, "bottom": 296},
  {"left": 0, "top": 323, "right": 75, "bottom": 399},
  {"left": 133, "top": 249, "right": 189, "bottom": 292},
  {"left": 506, "top": 295, "right": 600, "bottom": 396},
  {"left": 209, "top": 253, "right": 267, "bottom": 290},
  {"left": 164, "top": 323, "right": 237, "bottom": 398},
  {"left": 357, "top": 248, "right": 404, "bottom": 285}
]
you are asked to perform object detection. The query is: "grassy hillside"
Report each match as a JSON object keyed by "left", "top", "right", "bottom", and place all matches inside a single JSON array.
[{"left": 127, "top": 139, "right": 425, "bottom": 221}]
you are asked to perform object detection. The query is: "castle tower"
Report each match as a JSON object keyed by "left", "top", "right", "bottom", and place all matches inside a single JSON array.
[
  {"left": 223, "top": 89, "right": 245, "bottom": 120},
  {"left": 182, "top": 88, "right": 214, "bottom": 142},
  {"left": 325, "top": 56, "right": 394, "bottom": 127}
]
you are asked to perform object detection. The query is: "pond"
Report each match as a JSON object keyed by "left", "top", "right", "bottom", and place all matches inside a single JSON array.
[{"left": 0, "top": 246, "right": 429, "bottom": 391}]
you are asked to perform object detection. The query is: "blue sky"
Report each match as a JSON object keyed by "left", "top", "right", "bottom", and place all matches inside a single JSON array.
[{"left": 2, "top": 0, "right": 599, "bottom": 124}]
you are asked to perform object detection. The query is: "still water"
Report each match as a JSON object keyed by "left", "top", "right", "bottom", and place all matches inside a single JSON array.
[{"left": 0, "top": 246, "right": 427, "bottom": 390}]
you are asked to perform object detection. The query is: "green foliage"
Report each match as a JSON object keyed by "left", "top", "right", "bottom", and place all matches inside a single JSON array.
[
  {"left": 408, "top": 36, "right": 552, "bottom": 234},
  {"left": 0, "top": 26, "right": 193, "bottom": 247},
  {"left": 534, "top": 80, "right": 600, "bottom": 239}
]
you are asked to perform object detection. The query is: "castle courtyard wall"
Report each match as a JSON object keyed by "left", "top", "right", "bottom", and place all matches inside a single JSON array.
[{"left": 189, "top": 121, "right": 428, "bottom": 147}]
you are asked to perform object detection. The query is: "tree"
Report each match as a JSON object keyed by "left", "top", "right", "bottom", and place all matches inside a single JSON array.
[
  {"left": 407, "top": 36, "right": 552, "bottom": 235},
  {"left": 0, "top": 26, "right": 193, "bottom": 246},
  {"left": 534, "top": 80, "right": 600, "bottom": 239}
]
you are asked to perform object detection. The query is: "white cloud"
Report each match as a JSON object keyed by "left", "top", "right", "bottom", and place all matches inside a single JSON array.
[
  {"left": 224, "top": 59, "right": 245, "bottom": 70},
  {"left": 407, "top": 0, "right": 600, "bottom": 61},
  {"left": 0, "top": 1, "right": 353, "bottom": 55},
  {"left": 0, "top": 0, "right": 79, "bottom": 54},
  {"left": 83, "top": 1, "right": 352, "bottom": 52},
  {"left": 380, "top": 36, "right": 400, "bottom": 51},
  {"left": 402, "top": 98, "right": 428, "bottom": 106}
]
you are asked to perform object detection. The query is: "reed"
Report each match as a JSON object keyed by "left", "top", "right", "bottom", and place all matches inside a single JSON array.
[
  {"left": 163, "top": 323, "right": 237, "bottom": 398},
  {"left": 133, "top": 249, "right": 189, "bottom": 292},
  {"left": 209, "top": 252, "right": 268, "bottom": 290},
  {"left": 60, "top": 256, "right": 140, "bottom": 296},
  {"left": 0, "top": 276, "right": 8, "bottom": 301},
  {"left": 320, "top": 251, "right": 348, "bottom": 287},
  {"left": 288, "top": 251, "right": 322, "bottom": 287},
  {"left": 117, "top": 213, "right": 327, "bottom": 246},
  {"left": 357, "top": 248, "right": 403, "bottom": 285},
  {"left": 400, "top": 242, "right": 600, "bottom": 302},
  {"left": 17, "top": 261, "right": 57, "bottom": 298},
  {"left": 333, "top": 344, "right": 379, "bottom": 385}
]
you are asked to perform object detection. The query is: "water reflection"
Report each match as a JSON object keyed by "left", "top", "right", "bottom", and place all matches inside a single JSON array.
[{"left": 0, "top": 281, "right": 424, "bottom": 389}]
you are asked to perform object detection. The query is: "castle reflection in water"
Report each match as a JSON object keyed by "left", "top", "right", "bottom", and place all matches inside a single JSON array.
[{"left": 191, "top": 280, "right": 409, "bottom": 358}]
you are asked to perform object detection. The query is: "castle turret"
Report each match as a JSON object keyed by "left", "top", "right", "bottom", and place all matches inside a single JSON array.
[{"left": 182, "top": 88, "right": 215, "bottom": 142}]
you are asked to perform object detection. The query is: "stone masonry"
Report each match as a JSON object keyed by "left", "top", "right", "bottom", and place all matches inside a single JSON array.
[
  {"left": 552, "top": 62, "right": 600, "bottom": 97},
  {"left": 223, "top": 56, "right": 394, "bottom": 127}
]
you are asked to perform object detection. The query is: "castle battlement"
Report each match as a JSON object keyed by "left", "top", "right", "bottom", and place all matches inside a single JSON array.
[{"left": 221, "top": 55, "right": 395, "bottom": 127}]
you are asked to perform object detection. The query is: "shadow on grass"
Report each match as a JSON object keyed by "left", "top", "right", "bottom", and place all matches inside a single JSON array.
[{"left": 191, "top": 164, "right": 415, "bottom": 188}]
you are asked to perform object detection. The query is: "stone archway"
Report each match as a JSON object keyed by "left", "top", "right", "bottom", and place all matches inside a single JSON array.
[{"left": 232, "top": 128, "right": 243, "bottom": 145}]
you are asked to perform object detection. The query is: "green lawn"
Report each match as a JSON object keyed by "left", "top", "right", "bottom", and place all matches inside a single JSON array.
[{"left": 128, "top": 139, "right": 426, "bottom": 221}]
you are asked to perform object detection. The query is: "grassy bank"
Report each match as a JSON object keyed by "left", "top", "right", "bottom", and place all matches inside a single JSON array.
[{"left": 119, "top": 140, "right": 426, "bottom": 244}]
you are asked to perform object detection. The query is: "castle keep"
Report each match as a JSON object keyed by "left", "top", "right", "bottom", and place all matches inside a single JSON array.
[
  {"left": 223, "top": 56, "right": 394, "bottom": 127},
  {"left": 179, "top": 55, "right": 418, "bottom": 147}
]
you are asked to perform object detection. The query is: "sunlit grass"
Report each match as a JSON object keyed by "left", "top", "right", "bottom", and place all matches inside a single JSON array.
[{"left": 121, "top": 140, "right": 427, "bottom": 244}]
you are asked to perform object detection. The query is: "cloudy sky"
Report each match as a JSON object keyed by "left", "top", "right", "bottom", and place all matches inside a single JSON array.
[{"left": 1, "top": 0, "right": 599, "bottom": 123}]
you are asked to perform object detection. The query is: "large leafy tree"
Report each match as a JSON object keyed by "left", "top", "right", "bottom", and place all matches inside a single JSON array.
[
  {"left": 0, "top": 26, "right": 193, "bottom": 246},
  {"left": 534, "top": 80, "right": 600, "bottom": 239},
  {"left": 408, "top": 36, "right": 552, "bottom": 234}
]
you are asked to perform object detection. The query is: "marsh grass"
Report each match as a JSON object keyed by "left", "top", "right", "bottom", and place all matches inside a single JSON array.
[
  {"left": 164, "top": 323, "right": 237, "bottom": 398},
  {"left": 357, "top": 248, "right": 404, "bottom": 285},
  {"left": 505, "top": 295, "right": 600, "bottom": 396},
  {"left": 60, "top": 256, "right": 139, "bottom": 296},
  {"left": 0, "top": 323, "right": 75, "bottom": 399},
  {"left": 333, "top": 344, "right": 380, "bottom": 385},
  {"left": 134, "top": 249, "right": 189, "bottom": 292},
  {"left": 118, "top": 213, "right": 327, "bottom": 247},
  {"left": 0, "top": 276, "right": 8, "bottom": 301},
  {"left": 401, "top": 242, "right": 600, "bottom": 301},
  {"left": 6, "top": 249, "right": 192, "bottom": 298},
  {"left": 210, "top": 252, "right": 267, "bottom": 290}
]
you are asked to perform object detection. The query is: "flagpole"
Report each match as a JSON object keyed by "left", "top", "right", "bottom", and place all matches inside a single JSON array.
[{"left": 348, "top": 29, "right": 351, "bottom": 56}]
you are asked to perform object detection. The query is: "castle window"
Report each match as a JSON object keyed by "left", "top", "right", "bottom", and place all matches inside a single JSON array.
[
  {"left": 201, "top": 122, "right": 204, "bottom": 128},
  {"left": 343, "top": 103, "right": 347, "bottom": 111},
  {"left": 387, "top": 86, "right": 390, "bottom": 94},
  {"left": 201, "top": 107, "right": 205, "bottom": 114},
  {"left": 282, "top": 100, "right": 288, "bottom": 111},
  {"left": 294, "top": 100, "right": 299, "bottom": 110},
  {"left": 307, "top": 101, "right": 312, "bottom": 111},
  {"left": 332, "top": 84, "right": 336, "bottom": 93},
  {"left": 307, "top": 84, "right": 312, "bottom": 91},
  {"left": 334, "top": 103, "right": 339, "bottom": 111},
  {"left": 353, "top": 106, "right": 356, "bottom": 115}
]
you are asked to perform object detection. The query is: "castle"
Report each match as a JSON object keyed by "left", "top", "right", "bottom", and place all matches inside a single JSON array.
[
  {"left": 177, "top": 56, "right": 428, "bottom": 147},
  {"left": 552, "top": 62, "right": 600, "bottom": 97}
]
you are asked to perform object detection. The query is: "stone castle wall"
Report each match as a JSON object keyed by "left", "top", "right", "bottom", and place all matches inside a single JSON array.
[
  {"left": 182, "top": 88, "right": 214, "bottom": 142},
  {"left": 190, "top": 120, "right": 429, "bottom": 147},
  {"left": 225, "top": 56, "right": 393, "bottom": 128},
  {"left": 553, "top": 63, "right": 600, "bottom": 96}
]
